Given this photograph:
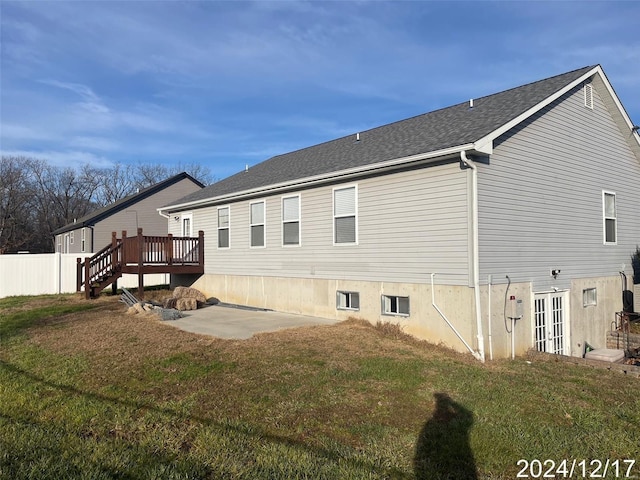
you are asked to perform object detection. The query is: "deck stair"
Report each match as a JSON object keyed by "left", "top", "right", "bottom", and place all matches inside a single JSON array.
[{"left": 77, "top": 228, "right": 204, "bottom": 299}]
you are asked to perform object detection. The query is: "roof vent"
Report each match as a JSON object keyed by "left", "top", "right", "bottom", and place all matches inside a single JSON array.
[
  {"left": 245, "top": 164, "right": 249, "bottom": 172},
  {"left": 584, "top": 83, "right": 593, "bottom": 109},
  {"left": 356, "top": 132, "right": 360, "bottom": 141},
  {"left": 469, "top": 99, "right": 474, "bottom": 109}
]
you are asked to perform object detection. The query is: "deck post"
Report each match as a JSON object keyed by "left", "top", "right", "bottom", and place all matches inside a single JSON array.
[
  {"left": 111, "top": 232, "right": 117, "bottom": 272},
  {"left": 121, "top": 230, "right": 127, "bottom": 264},
  {"left": 84, "top": 259, "right": 91, "bottom": 299},
  {"left": 198, "top": 230, "right": 205, "bottom": 266},
  {"left": 76, "top": 257, "right": 82, "bottom": 292},
  {"left": 137, "top": 228, "right": 144, "bottom": 299},
  {"left": 167, "top": 233, "right": 173, "bottom": 265}
]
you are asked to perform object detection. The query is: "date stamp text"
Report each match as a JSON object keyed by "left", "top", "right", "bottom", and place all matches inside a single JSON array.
[{"left": 516, "top": 459, "right": 637, "bottom": 478}]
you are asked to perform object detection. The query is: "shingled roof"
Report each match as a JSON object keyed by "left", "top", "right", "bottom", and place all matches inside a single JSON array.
[
  {"left": 165, "top": 66, "right": 597, "bottom": 210},
  {"left": 54, "top": 172, "right": 204, "bottom": 235}
]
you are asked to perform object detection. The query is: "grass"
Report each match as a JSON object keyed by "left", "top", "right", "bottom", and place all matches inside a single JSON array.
[{"left": 1, "top": 294, "right": 639, "bottom": 479}]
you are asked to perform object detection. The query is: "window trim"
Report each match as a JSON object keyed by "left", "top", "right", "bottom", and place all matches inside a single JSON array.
[
  {"left": 217, "top": 206, "right": 230, "bottom": 249},
  {"left": 583, "top": 288, "right": 597, "bottom": 307},
  {"left": 250, "top": 200, "right": 266, "bottom": 248},
  {"left": 381, "top": 294, "right": 410, "bottom": 317},
  {"left": 336, "top": 291, "right": 360, "bottom": 311},
  {"left": 181, "top": 212, "right": 193, "bottom": 237},
  {"left": 281, "top": 194, "right": 301, "bottom": 247},
  {"left": 332, "top": 184, "right": 358, "bottom": 246},
  {"left": 602, "top": 190, "right": 617, "bottom": 245},
  {"left": 70, "top": 231, "right": 74, "bottom": 245}
]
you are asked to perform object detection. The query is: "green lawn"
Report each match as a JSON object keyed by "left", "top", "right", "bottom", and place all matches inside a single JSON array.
[{"left": 1, "top": 294, "right": 638, "bottom": 479}]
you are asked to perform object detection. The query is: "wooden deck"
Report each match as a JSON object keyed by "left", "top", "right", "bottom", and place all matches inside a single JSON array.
[{"left": 77, "top": 228, "right": 204, "bottom": 299}]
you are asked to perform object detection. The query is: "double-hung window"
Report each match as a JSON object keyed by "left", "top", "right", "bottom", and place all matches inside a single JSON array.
[
  {"left": 81, "top": 228, "right": 86, "bottom": 252},
  {"left": 333, "top": 185, "right": 357, "bottom": 244},
  {"left": 282, "top": 195, "right": 300, "bottom": 246},
  {"left": 603, "top": 191, "right": 616, "bottom": 244},
  {"left": 218, "top": 206, "right": 230, "bottom": 248},
  {"left": 250, "top": 201, "right": 265, "bottom": 247}
]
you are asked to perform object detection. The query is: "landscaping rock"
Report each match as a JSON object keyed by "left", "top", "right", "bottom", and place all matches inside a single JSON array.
[
  {"left": 126, "top": 306, "right": 138, "bottom": 315},
  {"left": 175, "top": 297, "right": 197, "bottom": 311},
  {"left": 133, "top": 302, "right": 146, "bottom": 314},
  {"left": 155, "top": 308, "right": 183, "bottom": 321},
  {"left": 206, "top": 297, "right": 220, "bottom": 305},
  {"left": 173, "top": 286, "right": 206, "bottom": 303},
  {"left": 163, "top": 297, "right": 178, "bottom": 309}
]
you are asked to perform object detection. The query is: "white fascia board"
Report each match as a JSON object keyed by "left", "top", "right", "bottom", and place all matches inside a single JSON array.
[
  {"left": 160, "top": 143, "right": 477, "bottom": 212},
  {"left": 593, "top": 67, "right": 640, "bottom": 161},
  {"left": 474, "top": 66, "right": 602, "bottom": 151}
]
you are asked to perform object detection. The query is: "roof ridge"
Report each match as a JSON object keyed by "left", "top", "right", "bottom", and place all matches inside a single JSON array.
[
  {"left": 164, "top": 65, "right": 606, "bottom": 210},
  {"left": 266, "top": 65, "right": 596, "bottom": 161}
]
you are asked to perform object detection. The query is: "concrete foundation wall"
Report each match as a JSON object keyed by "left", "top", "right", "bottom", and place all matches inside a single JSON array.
[
  {"left": 479, "top": 281, "right": 533, "bottom": 360},
  {"left": 192, "top": 273, "right": 480, "bottom": 355},
  {"left": 191, "top": 273, "right": 622, "bottom": 360},
  {"left": 569, "top": 276, "right": 622, "bottom": 355}
]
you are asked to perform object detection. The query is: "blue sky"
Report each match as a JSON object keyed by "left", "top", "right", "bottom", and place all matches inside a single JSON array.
[{"left": 1, "top": 1, "right": 639, "bottom": 180}]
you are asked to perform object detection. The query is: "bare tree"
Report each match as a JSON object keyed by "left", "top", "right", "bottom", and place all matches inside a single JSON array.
[
  {"left": 0, "top": 156, "right": 215, "bottom": 253},
  {"left": 94, "top": 162, "right": 137, "bottom": 206},
  {"left": 27, "top": 159, "right": 100, "bottom": 252},
  {"left": 134, "top": 161, "right": 215, "bottom": 190},
  {"left": 0, "top": 156, "right": 37, "bottom": 253}
]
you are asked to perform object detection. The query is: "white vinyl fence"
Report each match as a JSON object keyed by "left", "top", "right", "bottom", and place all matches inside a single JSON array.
[{"left": 0, "top": 253, "right": 169, "bottom": 298}]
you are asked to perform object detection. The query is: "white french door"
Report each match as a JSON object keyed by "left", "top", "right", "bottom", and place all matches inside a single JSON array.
[{"left": 534, "top": 291, "right": 569, "bottom": 355}]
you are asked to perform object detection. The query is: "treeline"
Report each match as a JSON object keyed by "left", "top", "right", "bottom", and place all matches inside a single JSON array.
[{"left": 0, "top": 156, "right": 213, "bottom": 254}]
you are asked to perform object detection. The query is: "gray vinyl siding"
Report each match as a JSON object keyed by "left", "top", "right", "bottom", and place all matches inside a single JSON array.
[
  {"left": 190, "top": 162, "right": 470, "bottom": 285},
  {"left": 91, "top": 178, "right": 202, "bottom": 251},
  {"left": 478, "top": 82, "right": 640, "bottom": 291},
  {"left": 55, "top": 227, "right": 85, "bottom": 254}
]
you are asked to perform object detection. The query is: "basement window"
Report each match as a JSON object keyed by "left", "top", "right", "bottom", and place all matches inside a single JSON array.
[
  {"left": 583, "top": 288, "right": 597, "bottom": 307},
  {"left": 382, "top": 295, "right": 410, "bottom": 316},
  {"left": 337, "top": 291, "right": 360, "bottom": 311}
]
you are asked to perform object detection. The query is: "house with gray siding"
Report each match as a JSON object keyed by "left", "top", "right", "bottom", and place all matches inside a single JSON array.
[
  {"left": 54, "top": 172, "right": 204, "bottom": 255},
  {"left": 161, "top": 65, "right": 640, "bottom": 360}
]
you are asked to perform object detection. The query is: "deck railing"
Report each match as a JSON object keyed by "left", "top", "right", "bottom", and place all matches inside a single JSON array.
[{"left": 77, "top": 228, "right": 204, "bottom": 298}]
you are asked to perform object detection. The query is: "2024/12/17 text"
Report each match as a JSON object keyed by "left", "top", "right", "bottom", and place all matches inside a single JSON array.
[{"left": 516, "top": 459, "right": 637, "bottom": 478}]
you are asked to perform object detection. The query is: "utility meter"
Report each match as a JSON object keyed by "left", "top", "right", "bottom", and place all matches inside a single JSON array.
[{"left": 509, "top": 295, "right": 523, "bottom": 320}]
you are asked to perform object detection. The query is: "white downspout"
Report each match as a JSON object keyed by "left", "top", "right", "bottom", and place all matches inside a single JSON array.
[
  {"left": 431, "top": 273, "right": 481, "bottom": 360},
  {"left": 460, "top": 151, "right": 486, "bottom": 363},
  {"left": 488, "top": 274, "right": 493, "bottom": 361}
]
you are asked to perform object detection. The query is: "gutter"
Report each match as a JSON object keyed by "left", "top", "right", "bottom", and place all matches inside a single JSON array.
[
  {"left": 159, "top": 143, "right": 477, "bottom": 215},
  {"left": 460, "top": 151, "right": 486, "bottom": 363}
]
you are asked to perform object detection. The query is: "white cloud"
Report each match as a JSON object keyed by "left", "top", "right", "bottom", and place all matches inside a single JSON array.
[{"left": 0, "top": 149, "right": 115, "bottom": 169}]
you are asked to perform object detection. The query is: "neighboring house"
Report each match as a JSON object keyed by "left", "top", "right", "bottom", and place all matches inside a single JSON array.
[
  {"left": 54, "top": 172, "right": 205, "bottom": 254},
  {"left": 160, "top": 65, "right": 640, "bottom": 360}
]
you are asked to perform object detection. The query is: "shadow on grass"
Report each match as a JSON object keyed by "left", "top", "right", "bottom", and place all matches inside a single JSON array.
[
  {"left": 414, "top": 392, "right": 477, "bottom": 480},
  {"left": 0, "top": 359, "right": 411, "bottom": 478}
]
